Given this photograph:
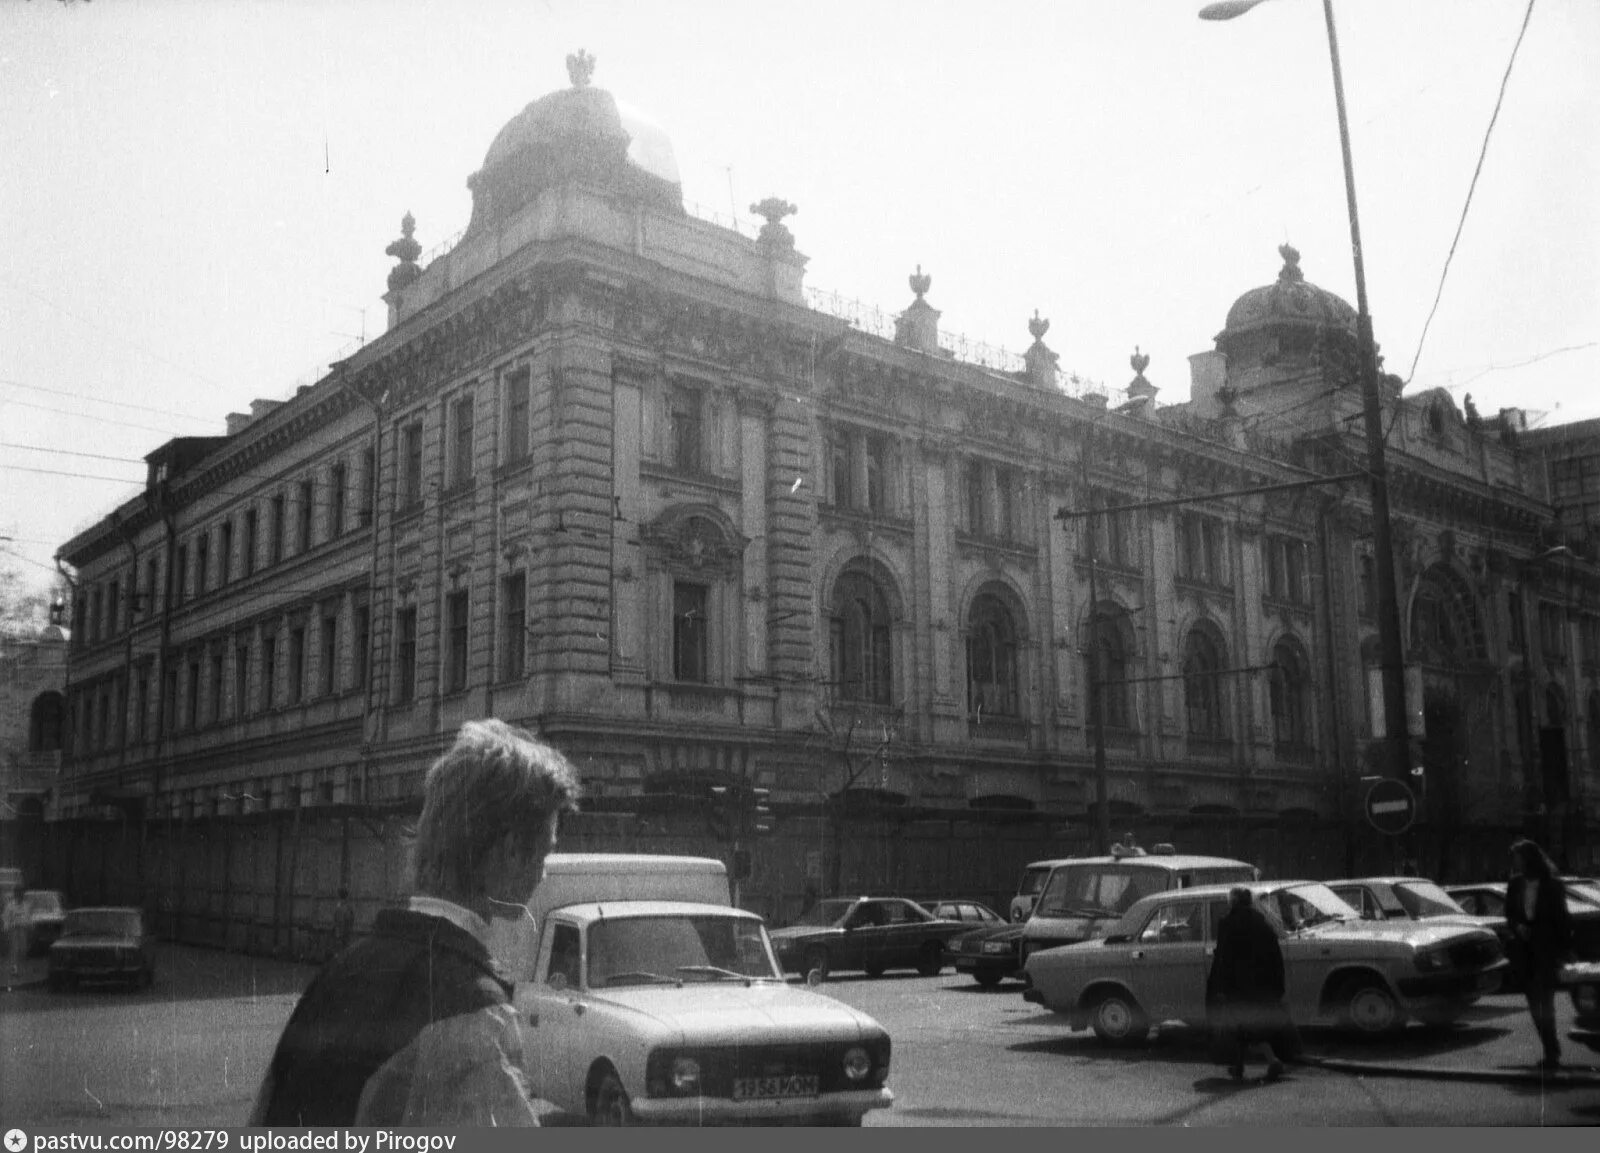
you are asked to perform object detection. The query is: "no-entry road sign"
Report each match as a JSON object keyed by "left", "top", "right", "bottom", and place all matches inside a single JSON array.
[{"left": 1364, "top": 778, "right": 1416, "bottom": 835}]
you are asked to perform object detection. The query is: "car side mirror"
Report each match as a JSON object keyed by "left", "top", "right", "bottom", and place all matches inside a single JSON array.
[{"left": 1104, "top": 933, "right": 1130, "bottom": 945}]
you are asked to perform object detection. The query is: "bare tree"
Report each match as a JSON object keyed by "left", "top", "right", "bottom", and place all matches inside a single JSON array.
[{"left": 812, "top": 707, "right": 899, "bottom": 897}]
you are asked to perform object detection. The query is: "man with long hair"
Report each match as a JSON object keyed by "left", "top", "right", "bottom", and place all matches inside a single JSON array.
[
  {"left": 251, "top": 720, "right": 581, "bottom": 1124},
  {"left": 1506, "top": 838, "right": 1574, "bottom": 1070}
]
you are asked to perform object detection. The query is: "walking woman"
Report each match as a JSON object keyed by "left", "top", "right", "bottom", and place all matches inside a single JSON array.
[{"left": 1505, "top": 838, "right": 1574, "bottom": 1070}]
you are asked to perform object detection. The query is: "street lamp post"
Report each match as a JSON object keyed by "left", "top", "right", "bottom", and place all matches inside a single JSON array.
[{"left": 1201, "top": 0, "right": 1411, "bottom": 783}]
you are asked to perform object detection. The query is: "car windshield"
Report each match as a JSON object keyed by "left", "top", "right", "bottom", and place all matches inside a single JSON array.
[
  {"left": 1266, "top": 884, "right": 1361, "bottom": 930},
  {"left": 61, "top": 910, "right": 140, "bottom": 937},
  {"left": 1036, "top": 865, "right": 1164, "bottom": 919},
  {"left": 587, "top": 914, "right": 780, "bottom": 987},
  {"left": 788, "top": 899, "right": 857, "bottom": 928},
  {"left": 1392, "top": 881, "right": 1469, "bottom": 918}
]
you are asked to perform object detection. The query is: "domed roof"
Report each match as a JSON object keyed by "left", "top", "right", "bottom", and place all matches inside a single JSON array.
[
  {"left": 1220, "top": 245, "right": 1356, "bottom": 339},
  {"left": 464, "top": 51, "right": 681, "bottom": 235}
]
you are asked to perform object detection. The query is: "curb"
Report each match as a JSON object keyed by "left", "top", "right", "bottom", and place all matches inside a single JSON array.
[{"left": 1300, "top": 1054, "right": 1600, "bottom": 1087}]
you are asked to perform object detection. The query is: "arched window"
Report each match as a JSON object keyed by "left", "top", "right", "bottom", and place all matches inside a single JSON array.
[
  {"left": 829, "top": 570, "right": 893, "bottom": 704},
  {"left": 966, "top": 594, "right": 1020, "bottom": 717},
  {"left": 29, "top": 691, "right": 65, "bottom": 752},
  {"left": 1269, "top": 639, "right": 1312, "bottom": 752},
  {"left": 1083, "top": 601, "right": 1135, "bottom": 730},
  {"left": 1183, "top": 627, "right": 1228, "bottom": 740}
]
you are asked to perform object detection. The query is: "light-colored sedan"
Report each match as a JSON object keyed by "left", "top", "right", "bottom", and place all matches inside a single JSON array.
[
  {"left": 1022, "top": 881, "right": 1506, "bottom": 1044},
  {"left": 517, "top": 900, "right": 893, "bottom": 1126}
]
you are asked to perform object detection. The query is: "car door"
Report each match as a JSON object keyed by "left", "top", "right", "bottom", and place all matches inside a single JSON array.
[
  {"left": 837, "top": 901, "right": 880, "bottom": 970},
  {"left": 875, "top": 900, "right": 921, "bottom": 968},
  {"left": 517, "top": 919, "right": 585, "bottom": 1111},
  {"left": 1130, "top": 899, "right": 1207, "bottom": 1023}
]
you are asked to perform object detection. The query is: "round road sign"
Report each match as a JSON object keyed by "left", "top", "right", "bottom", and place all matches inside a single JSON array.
[{"left": 1364, "top": 778, "right": 1416, "bottom": 835}]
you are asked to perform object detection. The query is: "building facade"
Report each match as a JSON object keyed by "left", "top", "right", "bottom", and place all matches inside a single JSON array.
[
  {"left": 51, "top": 56, "right": 1600, "bottom": 953},
  {"left": 1, "top": 624, "right": 67, "bottom": 883}
]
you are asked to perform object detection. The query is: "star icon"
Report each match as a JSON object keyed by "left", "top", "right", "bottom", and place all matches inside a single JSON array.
[{"left": 5, "top": 1129, "right": 29, "bottom": 1152}]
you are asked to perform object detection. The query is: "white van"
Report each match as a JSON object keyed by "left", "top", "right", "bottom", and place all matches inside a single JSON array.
[{"left": 504, "top": 853, "right": 895, "bottom": 1126}]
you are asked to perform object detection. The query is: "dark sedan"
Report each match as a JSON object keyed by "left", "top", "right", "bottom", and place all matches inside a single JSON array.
[
  {"left": 768, "top": 897, "right": 967, "bottom": 980},
  {"left": 947, "top": 921, "right": 1026, "bottom": 987},
  {"left": 48, "top": 907, "right": 155, "bottom": 991}
]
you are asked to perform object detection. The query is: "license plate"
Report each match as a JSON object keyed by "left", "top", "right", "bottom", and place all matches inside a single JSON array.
[{"left": 732, "top": 1074, "right": 819, "bottom": 1100}]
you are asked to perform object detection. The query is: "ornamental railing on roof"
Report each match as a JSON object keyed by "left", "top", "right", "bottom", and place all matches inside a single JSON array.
[{"left": 419, "top": 226, "right": 466, "bottom": 269}]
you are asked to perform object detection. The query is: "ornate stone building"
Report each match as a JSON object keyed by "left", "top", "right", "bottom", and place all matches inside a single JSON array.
[{"left": 52, "top": 56, "right": 1599, "bottom": 950}]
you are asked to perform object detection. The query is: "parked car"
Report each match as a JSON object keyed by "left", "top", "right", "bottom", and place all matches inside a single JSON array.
[
  {"left": 1019, "top": 847, "right": 1258, "bottom": 962},
  {"left": 948, "top": 921, "right": 1028, "bottom": 987},
  {"left": 1563, "top": 960, "right": 1600, "bottom": 1055},
  {"left": 1010, "top": 861, "right": 1059, "bottom": 923},
  {"left": 1444, "top": 880, "right": 1600, "bottom": 962},
  {"left": 20, "top": 889, "right": 66, "bottom": 956},
  {"left": 517, "top": 898, "right": 892, "bottom": 1125},
  {"left": 924, "top": 900, "right": 1004, "bottom": 926},
  {"left": 1330, "top": 877, "right": 1514, "bottom": 989},
  {"left": 768, "top": 897, "right": 967, "bottom": 980},
  {"left": 47, "top": 907, "right": 155, "bottom": 991},
  {"left": 1022, "top": 880, "right": 1506, "bottom": 1044}
]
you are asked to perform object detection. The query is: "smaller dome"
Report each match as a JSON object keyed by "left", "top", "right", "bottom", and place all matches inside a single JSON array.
[
  {"left": 464, "top": 51, "right": 682, "bottom": 237},
  {"left": 1220, "top": 244, "right": 1356, "bottom": 339}
]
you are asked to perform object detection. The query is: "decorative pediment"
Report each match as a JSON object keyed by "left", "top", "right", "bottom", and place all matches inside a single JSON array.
[{"left": 641, "top": 506, "right": 749, "bottom": 576}]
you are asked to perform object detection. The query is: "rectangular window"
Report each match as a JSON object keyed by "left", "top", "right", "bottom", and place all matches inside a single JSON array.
[
  {"left": 673, "top": 582, "right": 709, "bottom": 683},
  {"left": 395, "top": 608, "right": 418, "bottom": 703},
  {"left": 1266, "top": 537, "right": 1306, "bottom": 602},
  {"left": 297, "top": 479, "right": 314, "bottom": 553},
  {"left": 91, "top": 586, "right": 103, "bottom": 642},
  {"left": 1088, "top": 488, "right": 1134, "bottom": 568},
  {"left": 219, "top": 521, "right": 233, "bottom": 587},
  {"left": 136, "top": 666, "right": 149, "bottom": 743},
  {"left": 234, "top": 641, "right": 249, "bottom": 718},
  {"left": 244, "top": 508, "right": 258, "bottom": 576},
  {"left": 186, "top": 659, "right": 200, "bottom": 729},
  {"left": 330, "top": 462, "right": 347, "bottom": 537},
  {"left": 270, "top": 494, "right": 285, "bottom": 564},
  {"left": 1356, "top": 552, "right": 1375, "bottom": 618},
  {"left": 359, "top": 446, "right": 375, "bottom": 527},
  {"left": 98, "top": 685, "right": 111, "bottom": 749},
  {"left": 1541, "top": 602, "right": 1567, "bottom": 659},
  {"left": 830, "top": 428, "right": 853, "bottom": 509},
  {"left": 106, "top": 579, "right": 120, "bottom": 637},
  {"left": 1509, "top": 590, "right": 1526, "bottom": 650},
  {"left": 353, "top": 604, "right": 370, "bottom": 689},
  {"left": 162, "top": 666, "right": 178, "bottom": 733},
  {"left": 401, "top": 422, "right": 424, "bottom": 507},
  {"left": 670, "top": 387, "right": 702, "bottom": 473},
  {"left": 865, "top": 433, "right": 888, "bottom": 514},
  {"left": 174, "top": 544, "right": 188, "bottom": 606},
  {"left": 452, "top": 396, "right": 475, "bottom": 489},
  {"left": 1178, "top": 514, "right": 1224, "bottom": 584},
  {"left": 320, "top": 613, "right": 339, "bottom": 696},
  {"left": 964, "top": 459, "right": 986, "bottom": 535},
  {"left": 501, "top": 571, "right": 527, "bottom": 680},
  {"left": 209, "top": 651, "right": 223, "bottom": 724},
  {"left": 995, "top": 465, "right": 1017, "bottom": 541},
  {"left": 445, "top": 590, "right": 470, "bottom": 693},
  {"left": 144, "top": 557, "right": 159, "bottom": 618},
  {"left": 505, "top": 368, "right": 530, "bottom": 464},
  {"left": 288, "top": 626, "right": 306, "bottom": 704},
  {"left": 262, "top": 635, "right": 278, "bottom": 709},
  {"left": 196, "top": 533, "right": 210, "bottom": 596}
]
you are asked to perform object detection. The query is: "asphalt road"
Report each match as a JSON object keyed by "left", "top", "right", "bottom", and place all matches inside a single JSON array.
[{"left": 2, "top": 944, "right": 1597, "bottom": 1127}]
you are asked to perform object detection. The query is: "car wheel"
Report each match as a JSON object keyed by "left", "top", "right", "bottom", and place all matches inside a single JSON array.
[
  {"left": 591, "top": 1070, "right": 633, "bottom": 1127},
  {"left": 974, "top": 969, "right": 1003, "bottom": 988},
  {"left": 864, "top": 963, "right": 886, "bottom": 979},
  {"left": 916, "top": 941, "right": 944, "bottom": 977},
  {"left": 1342, "top": 979, "right": 1403, "bottom": 1038},
  {"left": 140, "top": 966, "right": 155, "bottom": 990},
  {"left": 48, "top": 973, "right": 66, "bottom": 993},
  {"left": 804, "top": 946, "right": 831, "bottom": 982},
  {"left": 1090, "top": 990, "right": 1150, "bottom": 1046}
]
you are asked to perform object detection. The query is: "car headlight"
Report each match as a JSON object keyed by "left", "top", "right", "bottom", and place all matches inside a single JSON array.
[
  {"left": 1414, "top": 948, "right": 1448, "bottom": 972},
  {"left": 982, "top": 940, "right": 1013, "bottom": 955},
  {"left": 842, "top": 1046, "right": 872, "bottom": 1082},
  {"left": 670, "top": 1056, "right": 701, "bottom": 1093}
]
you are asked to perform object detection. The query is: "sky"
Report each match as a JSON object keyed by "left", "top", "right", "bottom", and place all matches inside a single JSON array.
[{"left": 2, "top": 0, "right": 1596, "bottom": 605}]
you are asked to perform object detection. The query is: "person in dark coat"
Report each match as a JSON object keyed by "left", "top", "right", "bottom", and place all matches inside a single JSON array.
[
  {"left": 1505, "top": 838, "right": 1574, "bottom": 1069},
  {"left": 250, "top": 719, "right": 581, "bottom": 1125},
  {"left": 1207, "top": 886, "right": 1298, "bottom": 1082}
]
